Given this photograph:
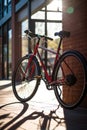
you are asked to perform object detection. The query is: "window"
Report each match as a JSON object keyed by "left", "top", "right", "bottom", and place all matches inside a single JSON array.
[
  {"left": 31, "top": 0, "right": 62, "bottom": 72},
  {"left": 0, "top": 1, "right": 2, "bottom": 19},
  {"left": 21, "top": 19, "right": 28, "bottom": 57},
  {"left": 8, "top": 0, "right": 11, "bottom": 13},
  {"left": 8, "top": 0, "right": 11, "bottom": 2},
  {"left": 31, "top": 9, "right": 45, "bottom": 20},
  {"left": 4, "top": 0, "right": 7, "bottom": 6},
  {"left": 47, "top": 0, "right": 62, "bottom": 21},
  {"left": 3, "top": 0, "right": 7, "bottom": 16},
  {"left": 8, "top": 29, "right": 12, "bottom": 79},
  {"left": 35, "top": 22, "right": 45, "bottom": 35},
  {"left": 3, "top": 24, "right": 8, "bottom": 79},
  {"left": 1, "top": 0, "right": 12, "bottom": 17}
]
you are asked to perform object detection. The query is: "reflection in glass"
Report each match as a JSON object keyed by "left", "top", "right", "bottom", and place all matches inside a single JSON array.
[
  {"left": 4, "top": 44, "right": 7, "bottom": 78},
  {"left": 2, "top": 0, "right": 12, "bottom": 17},
  {"left": 0, "top": 2, "right": 2, "bottom": 19},
  {"left": 3, "top": 0, "right": 7, "bottom": 16},
  {"left": 8, "top": 29, "right": 12, "bottom": 79},
  {"left": 8, "top": 0, "right": 11, "bottom": 13}
]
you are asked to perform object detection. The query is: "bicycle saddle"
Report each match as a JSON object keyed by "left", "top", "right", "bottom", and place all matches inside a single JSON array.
[{"left": 54, "top": 31, "right": 70, "bottom": 38}]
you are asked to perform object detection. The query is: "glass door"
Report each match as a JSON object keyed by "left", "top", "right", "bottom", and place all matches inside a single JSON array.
[
  {"left": 21, "top": 19, "right": 28, "bottom": 57},
  {"left": 2, "top": 24, "right": 8, "bottom": 79},
  {"left": 2, "top": 26, "right": 12, "bottom": 79},
  {"left": 8, "top": 29, "right": 12, "bottom": 79},
  {"left": 31, "top": 0, "right": 62, "bottom": 73}
]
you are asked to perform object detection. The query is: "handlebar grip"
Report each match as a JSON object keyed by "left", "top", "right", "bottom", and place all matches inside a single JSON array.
[
  {"left": 24, "top": 30, "right": 36, "bottom": 37},
  {"left": 54, "top": 31, "right": 70, "bottom": 38},
  {"left": 24, "top": 30, "right": 29, "bottom": 34}
]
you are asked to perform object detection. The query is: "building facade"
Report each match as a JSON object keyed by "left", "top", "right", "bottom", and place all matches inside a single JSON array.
[
  {"left": 0, "top": 0, "right": 62, "bottom": 79},
  {"left": 0, "top": 0, "right": 87, "bottom": 108}
]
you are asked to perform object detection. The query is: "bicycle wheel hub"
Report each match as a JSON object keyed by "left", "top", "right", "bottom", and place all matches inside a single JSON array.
[{"left": 65, "top": 74, "right": 77, "bottom": 86}]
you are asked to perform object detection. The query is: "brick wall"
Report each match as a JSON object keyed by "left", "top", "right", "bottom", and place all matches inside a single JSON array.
[
  {"left": 63, "top": 0, "right": 87, "bottom": 57},
  {"left": 62, "top": 0, "right": 87, "bottom": 108}
]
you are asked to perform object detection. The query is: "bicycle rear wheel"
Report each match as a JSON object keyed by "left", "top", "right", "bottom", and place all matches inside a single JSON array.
[
  {"left": 53, "top": 50, "right": 87, "bottom": 109},
  {"left": 12, "top": 55, "right": 41, "bottom": 102}
]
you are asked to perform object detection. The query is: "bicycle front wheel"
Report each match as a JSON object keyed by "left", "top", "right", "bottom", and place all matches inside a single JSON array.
[
  {"left": 12, "top": 55, "right": 41, "bottom": 102},
  {"left": 53, "top": 50, "right": 87, "bottom": 109}
]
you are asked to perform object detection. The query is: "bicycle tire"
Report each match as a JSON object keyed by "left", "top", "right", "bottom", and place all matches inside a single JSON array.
[
  {"left": 53, "top": 50, "right": 87, "bottom": 109},
  {"left": 12, "top": 54, "right": 41, "bottom": 102}
]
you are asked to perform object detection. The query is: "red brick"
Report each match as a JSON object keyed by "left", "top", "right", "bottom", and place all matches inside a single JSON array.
[{"left": 62, "top": 0, "right": 87, "bottom": 108}]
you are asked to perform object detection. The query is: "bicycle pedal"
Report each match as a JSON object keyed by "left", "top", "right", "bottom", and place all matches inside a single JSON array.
[
  {"left": 34, "top": 75, "right": 42, "bottom": 79},
  {"left": 47, "top": 86, "right": 54, "bottom": 90}
]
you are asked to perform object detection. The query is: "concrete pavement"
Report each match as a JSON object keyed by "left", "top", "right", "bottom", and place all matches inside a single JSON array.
[{"left": 0, "top": 80, "right": 87, "bottom": 130}]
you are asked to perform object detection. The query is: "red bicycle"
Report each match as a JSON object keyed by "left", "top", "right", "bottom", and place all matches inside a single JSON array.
[{"left": 12, "top": 30, "right": 87, "bottom": 109}]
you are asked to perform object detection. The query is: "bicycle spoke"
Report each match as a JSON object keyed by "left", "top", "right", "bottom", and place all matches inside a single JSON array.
[
  {"left": 12, "top": 56, "right": 41, "bottom": 102},
  {"left": 53, "top": 51, "right": 86, "bottom": 109}
]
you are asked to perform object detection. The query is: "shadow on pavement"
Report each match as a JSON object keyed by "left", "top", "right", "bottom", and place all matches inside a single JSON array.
[
  {"left": 0, "top": 82, "right": 12, "bottom": 90},
  {"left": 0, "top": 102, "right": 65, "bottom": 130},
  {"left": 0, "top": 102, "right": 29, "bottom": 130}
]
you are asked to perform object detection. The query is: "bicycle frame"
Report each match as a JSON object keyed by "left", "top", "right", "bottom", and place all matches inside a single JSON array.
[
  {"left": 13, "top": 30, "right": 87, "bottom": 109},
  {"left": 25, "top": 36, "right": 63, "bottom": 84}
]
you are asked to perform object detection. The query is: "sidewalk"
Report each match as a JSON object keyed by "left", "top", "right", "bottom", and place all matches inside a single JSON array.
[{"left": 0, "top": 80, "right": 87, "bottom": 130}]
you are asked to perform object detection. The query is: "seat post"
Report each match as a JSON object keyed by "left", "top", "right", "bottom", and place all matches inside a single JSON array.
[{"left": 57, "top": 37, "right": 63, "bottom": 54}]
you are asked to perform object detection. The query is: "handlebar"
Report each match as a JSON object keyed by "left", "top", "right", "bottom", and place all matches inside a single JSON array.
[{"left": 24, "top": 30, "right": 53, "bottom": 41}]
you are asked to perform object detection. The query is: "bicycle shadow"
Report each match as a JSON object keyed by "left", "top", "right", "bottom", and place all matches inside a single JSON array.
[
  {"left": 0, "top": 102, "right": 65, "bottom": 130},
  {"left": 8, "top": 109, "right": 65, "bottom": 130},
  {"left": 0, "top": 102, "right": 29, "bottom": 130}
]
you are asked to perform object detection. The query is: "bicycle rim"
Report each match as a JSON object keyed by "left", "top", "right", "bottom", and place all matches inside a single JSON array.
[
  {"left": 12, "top": 56, "right": 40, "bottom": 102},
  {"left": 54, "top": 51, "right": 86, "bottom": 109}
]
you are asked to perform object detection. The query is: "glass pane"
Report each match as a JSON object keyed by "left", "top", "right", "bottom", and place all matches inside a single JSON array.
[
  {"left": 8, "top": 29, "right": 12, "bottom": 79},
  {"left": 8, "top": 0, "right": 11, "bottom": 13},
  {"left": 3, "top": 0, "right": 7, "bottom": 16},
  {"left": 47, "top": 0, "right": 62, "bottom": 20},
  {"left": 47, "top": 0, "right": 62, "bottom": 11},
  {"left": 31, "top": 11, "right": 45, "bottom": 20},
  {"left": 4, "top": 8, "right": 7, "bottom": 17},
  {"left": 3, "top": 24, "right": 8, "bottom": 79},
  {"left": 4, "top": 44, "right": 8, "bottom": 78},
  {"left": 47, "top": 22, "right": 62, "bottom": 39},
  {"left": 35, "top": 22, "right": 45, "bottom": 59},
  {"left": 47, "top": 22, "right": 62, "bottom": 71},
  {"left": 0, "top": 1, "right": 2, "bottom": 19},
  {"left": 4, "top": 0, "right": 7, "bottom": 6},
  {"left": 8, "top": 0, "right": 11, "bottom": 2},
  {"left": 21, "top": 19, "right": 28, "bottom": 57},
  {"left": 35, "top": 22, "right": 45, "bottom": 35},
  {"left": 47, "top": 12, "right": 62, "bottom": 20}
]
